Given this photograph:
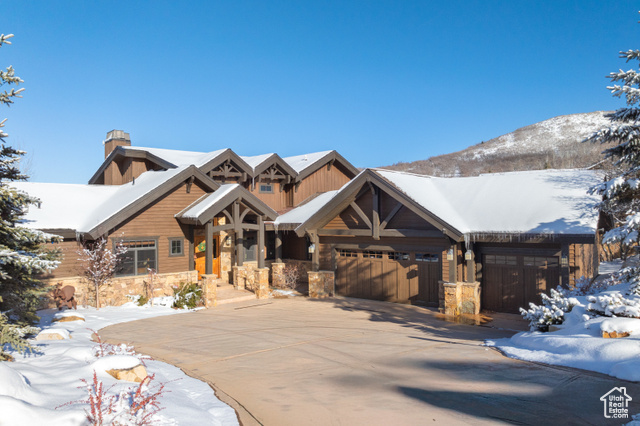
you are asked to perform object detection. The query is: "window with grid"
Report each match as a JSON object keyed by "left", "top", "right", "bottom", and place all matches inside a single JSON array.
[
  {"left": 339, "top": 249, "right": 358, "bottom": 258},
  {"left": 259, "top": 184, "right": 274, "bottom": 194},
  {"left": 169, "top": 238, "right": 183, "bottom": 257},
  {"left": 116, "top": 239, "right": 157, "bottom": 277},
  {"left": 362, "top": 251, "right": 383, "bottom": 259},
  {"left": 485, "top": 255, "right": 517, "bottom": 266}
]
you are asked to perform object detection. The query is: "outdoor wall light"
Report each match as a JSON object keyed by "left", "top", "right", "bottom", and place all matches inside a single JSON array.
[
  {"left": 561, "top": 256, "right": 569, "bottom": 267},
  {"left": 446, "top": 249, "right": 454, "bottom": 261},
  {"left": 465, "top": 250, "right": 473, "bottom": 261}
]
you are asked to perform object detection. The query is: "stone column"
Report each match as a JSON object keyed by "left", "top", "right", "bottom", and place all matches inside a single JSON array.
[
  {"left": 254, "top": 268, "right": 270, "bottom": 299},
  {"left": 460, "top": 282, "right": 481, "bottom": 315},
  {"left": 201, "top": 274, "right": 218, "bottom": 308},
  {"left": 442, "top": 282, "right": 461, "bottom": 316},
  {"left": 308, "top": 271, "right": 335, "bottom": 298},
  {"left": 233, "top": 265, "right": 247, "bottom": 290},
  {"left": 271, "top": 262, "right": 285, "bottom": 288}
]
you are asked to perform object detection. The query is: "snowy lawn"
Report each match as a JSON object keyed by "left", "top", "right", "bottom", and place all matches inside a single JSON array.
[
  {"left": 0, "top": 300, "right": 238, "bottom": 425},
  {"left": 487, "top": 262, "right": 640, "bottom": 383}
]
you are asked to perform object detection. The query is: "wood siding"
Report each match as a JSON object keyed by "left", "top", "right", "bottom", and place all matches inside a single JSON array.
[
  {"left": 41, "top": 239, "right": 83, "bottom": 279},
  {"left": 108, "top": 182, "right": 209, "bottom": 274},
  {"left": 569, "top": 243, "right": 598, "bottom": 284},
  {"left": 104, "top": 158, "right": 160, "bottom": 185},
  {"left": 293, "top": 163, "right": 351, "bottom": 206},
  {"left": 247, "top": 179, "right": 290, "bottom": 212}
]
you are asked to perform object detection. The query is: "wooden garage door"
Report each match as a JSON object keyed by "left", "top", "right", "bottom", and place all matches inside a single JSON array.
[
  {"left": 482, "top": 254, "right": 559, "bottom": 313},
  {"left": 336, "top": 249, "right": 440, "bottom": 304}
]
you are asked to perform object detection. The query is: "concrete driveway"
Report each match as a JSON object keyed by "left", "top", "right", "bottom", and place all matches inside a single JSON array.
[{"left": 101, "top": 298, "right": 640, "bottom": 425}]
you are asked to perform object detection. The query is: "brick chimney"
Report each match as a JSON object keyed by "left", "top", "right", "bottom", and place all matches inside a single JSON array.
[{"left": 103, "top": 130, "right": 131, "bottom": 158}]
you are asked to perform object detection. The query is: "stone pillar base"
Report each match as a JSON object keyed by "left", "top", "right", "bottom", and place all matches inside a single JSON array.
[
  {"left": 233, "top": 266, "right": 247, "bottom": 290},
  {"left": 201, "top": 274, "right": 218, "bottom": 308},
  {"left": 271, "top": 262, "right": 285, "bottom": 288},
  {"left": 439, "top": 281, "right": 481, "bottom": 316},
  {"left": 308, "top": 271, "right": 335, "bottom": 298},
  {"left": 255, "top": 268, "right": 270, "bottom": 299}
]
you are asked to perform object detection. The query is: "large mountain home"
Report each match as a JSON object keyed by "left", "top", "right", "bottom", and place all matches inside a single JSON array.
[{"left": 16, "top": 130, "right": 602, "bottom": 313}]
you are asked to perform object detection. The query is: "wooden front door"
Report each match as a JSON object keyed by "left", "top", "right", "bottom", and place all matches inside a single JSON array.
[{"left": 194, "top": 230, "right": 220, "bottom": 280}]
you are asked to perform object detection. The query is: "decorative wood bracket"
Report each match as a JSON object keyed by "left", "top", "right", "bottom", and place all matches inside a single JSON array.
[{"left": 186, "top": 176, "right": 195, "bottom": 193}]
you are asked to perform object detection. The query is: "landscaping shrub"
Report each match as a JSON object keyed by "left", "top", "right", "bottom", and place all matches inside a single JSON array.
[
  {"left": 172, "top": 283, "right": 202, "bottom": 309},
  {"left": 519, "top": 288, "right": 579, "bottom": 331}
]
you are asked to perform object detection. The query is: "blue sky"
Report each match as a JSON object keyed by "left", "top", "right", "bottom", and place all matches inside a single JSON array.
[{"left": 0, "top": 1, "right": 638, "bottom": 183}]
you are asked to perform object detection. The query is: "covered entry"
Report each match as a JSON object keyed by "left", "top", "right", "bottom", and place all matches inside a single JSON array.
[
  {"left": 335, "top": 249, "right": 441, "bottom": 304},
  {"left": 481, "top": 252, "right": 560, "bottom": 313},
  {"left": 175, "top": 184, "right": 277, "bottom": 280}
]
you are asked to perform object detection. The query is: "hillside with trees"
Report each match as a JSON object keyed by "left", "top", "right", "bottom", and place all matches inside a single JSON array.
[{"left": 381, "top": 111, "right": 613, "bottom": 176}]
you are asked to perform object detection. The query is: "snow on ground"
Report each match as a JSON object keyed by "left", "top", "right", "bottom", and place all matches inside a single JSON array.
[
  {"left": 487, "top": 261, "right": 640, "bottom": 383},
  {"left": 0, "top": 300, "right": 238, "bottom": 426}
]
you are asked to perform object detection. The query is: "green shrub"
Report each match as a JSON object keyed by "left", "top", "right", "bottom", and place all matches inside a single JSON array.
[
  {"left": 0, "top": 313, "right": 39, "bottom": 360},
  {"left": 172, "top": 283, "right": 202, "bottom": 309},
  {"left": 137, "top": 294, "right": 149, "bottom": 307}
]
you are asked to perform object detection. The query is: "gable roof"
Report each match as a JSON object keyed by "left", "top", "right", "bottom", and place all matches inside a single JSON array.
[
  {"left": 376, "top": 168, "right": 601, "bottom": 237},
  {"left": 90, "top": 146, "right": 358, "bottom": 185},
  {"left": 283, "top": 150, "right": 359, "bottom": 180},
  {"left": 176, "top": 183, "right": 278, "bottom": 226},
  {"left": 286, "top": 169, "right": 465, "bottom": 239},
  {"left": 282, "top": 168, "right": 601, "bottom": 240},
  {"left": 17, "top": 166, "right": 219, "bottom": 239}
]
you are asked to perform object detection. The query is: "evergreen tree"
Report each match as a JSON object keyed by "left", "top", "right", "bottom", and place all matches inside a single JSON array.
[{"left": 0, "top": 33, "right": 60, "bottom": 327}]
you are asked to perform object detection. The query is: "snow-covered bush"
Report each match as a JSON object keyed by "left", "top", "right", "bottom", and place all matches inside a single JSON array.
[
  {"left": 565, "top": 275, "right": 609, "bottom": 296},
  {"left": 520, "top": 288, "right": 579, "bottom": 331},
  {"left": 172, "top": 283, "right": 202, "bottom": 309},
  {"left": 587, "top": 293, "right": 640, "bottom": 318}
]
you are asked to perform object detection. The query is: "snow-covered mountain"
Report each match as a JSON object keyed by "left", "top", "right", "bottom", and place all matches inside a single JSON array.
[{"left": 382, "top": 111, "right": 613, "bottom": 176}]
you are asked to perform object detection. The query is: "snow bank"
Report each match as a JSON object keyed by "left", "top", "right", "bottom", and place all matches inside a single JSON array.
[
  {"left": 489, "top": 277, "right": 640, "bottom": 382},
  {"left": 1, "top": 304, "right": 238, "bottom": 425}
]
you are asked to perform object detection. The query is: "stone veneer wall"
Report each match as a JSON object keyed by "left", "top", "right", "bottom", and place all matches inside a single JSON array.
[
  {"left": 41, "top": 270, "right": 198, "bottom": 309},
  {"left": 439, "top": 281, "right": 481, "bottom": 316},
  {"left": 308, "top": 271, "right": 335, "bottom": 298}
]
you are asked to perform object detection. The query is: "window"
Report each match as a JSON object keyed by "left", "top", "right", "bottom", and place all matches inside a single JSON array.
[
  {"left": 485, "top": 255, "right": 517, "bottom": 266},
  {"left": 389, "top": 252, "right": 410, "bottom": 261},
  {"left": 362, "top": 251, "right": 383, "bottom": 259},
  {"left": 415, "top": 253, "right": 439, "bottom": 262},
  {"left": 116, "top": 239, "right": 157, "bottom": 277},
  {"left": 339, "top": 249, "right": 358, "bottom": 258},
  {"left": 169, "top": 238, "right": 184, "bottom": 257},
  {"left": 524, "top": 256, "right": 559, "bottom": 267},
  {"left": 243, "top": 231, "right": 257, "bottom": 262},
  {"left": 259, "top": 184, "right": 273, "bottom": 194}
]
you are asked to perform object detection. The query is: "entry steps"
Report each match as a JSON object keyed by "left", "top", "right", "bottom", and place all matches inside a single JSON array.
[{"left": 215, "top": 282, "right": 257, "bottom": 305}]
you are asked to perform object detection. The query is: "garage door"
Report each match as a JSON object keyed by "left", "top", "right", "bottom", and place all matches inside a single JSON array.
[
  {"left": 336, "top": 249, "right": 441, "bottom": 304},
  {"left": 482, "top": 254, "right": 559, "bottom": 313}
]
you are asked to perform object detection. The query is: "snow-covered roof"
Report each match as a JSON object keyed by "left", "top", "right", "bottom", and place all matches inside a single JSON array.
[
  {"left": 177, "top": 184, "right": 239, "bottom": 221},
  {"left": 240, "top": 153, "right": 275, "bottom": 169},
  {"left": 11, "top": 182, "right": 119, "bottom": 231},
  {"left": 121, "top": 146, "right": 226, "bottom": 168},
  {"left": 274, "top": 190, "right": 339, "bottom": 229},
  {"left": 282, "top": 151, "right": 333, "bottom": 174},
  {"left": 376, "top": 168, "right": 601, "bottom": 236},
  {"left": 14, "top": 166, "right": 215, "bottom": 237}
]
